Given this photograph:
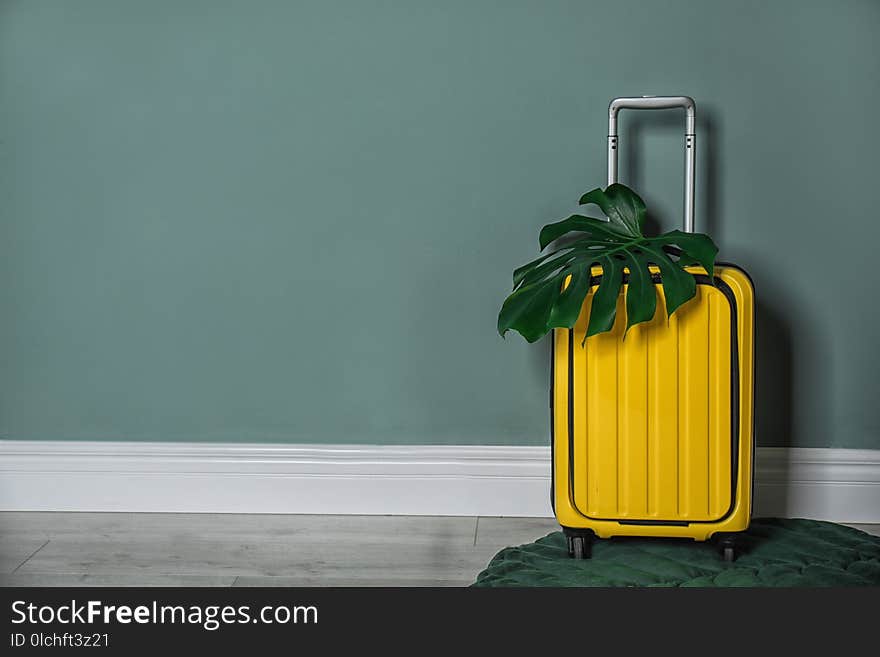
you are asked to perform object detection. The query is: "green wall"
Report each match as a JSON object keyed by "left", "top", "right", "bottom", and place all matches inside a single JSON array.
[{"left": 1, "top": 0, "right": 877, "bottom": 448}]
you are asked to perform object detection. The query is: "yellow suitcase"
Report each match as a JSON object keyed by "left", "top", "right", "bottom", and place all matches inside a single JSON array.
[{"left": 551, "top": 97, "right": 755, "bottom": 561}]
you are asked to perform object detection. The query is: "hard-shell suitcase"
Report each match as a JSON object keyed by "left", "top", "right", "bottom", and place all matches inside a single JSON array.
[{"left": 551, "top": 97, "right": 755, "bottom": 561}]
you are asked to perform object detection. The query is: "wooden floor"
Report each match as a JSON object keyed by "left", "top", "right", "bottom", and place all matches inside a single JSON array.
[{"left": 1, "top": 513, "right": 877, "bottom": 587}]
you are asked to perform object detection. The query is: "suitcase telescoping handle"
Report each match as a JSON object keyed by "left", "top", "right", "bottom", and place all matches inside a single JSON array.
[{"left": 607, "top": 96, "right": 696, "bottom": 233}]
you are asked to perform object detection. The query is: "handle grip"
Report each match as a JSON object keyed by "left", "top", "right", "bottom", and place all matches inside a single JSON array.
[{"left": 607, "top": 96, "right": 696, "bottom": 233}]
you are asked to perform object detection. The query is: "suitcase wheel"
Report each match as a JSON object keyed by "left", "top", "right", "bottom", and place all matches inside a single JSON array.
[
  {"left": 564, "top": 531, "right": 594, "bottom": 560},
  {"left": 717, "top": 534, "right": 738, "bottom": 563}
]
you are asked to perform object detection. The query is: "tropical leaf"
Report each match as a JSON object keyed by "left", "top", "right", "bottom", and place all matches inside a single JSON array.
[{"left": 498, "top": 183, "right": 718, "bottom": 343}]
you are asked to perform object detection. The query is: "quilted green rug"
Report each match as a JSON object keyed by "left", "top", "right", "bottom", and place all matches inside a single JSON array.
[{"left": 472, "top": 518, "right": 880, "bottom": 587}]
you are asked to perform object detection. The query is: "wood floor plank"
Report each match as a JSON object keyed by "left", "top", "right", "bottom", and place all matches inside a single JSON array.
[
  {"left": 0, "top": 536, "right": 50, "bottom": 574},
  {"left": 0, "top": 573, "right": 235, "bottom": 587},
  {"left": 10, "top": 511, "right": 494, "bottom": 583},
  {"left": 17, "top": 537, "right": 499, "bottom": 578},
  {"left": 475, "top": 517, "right": 559, "bottom": 550},
  {"left": 232, "top": 575, "right": 470, "bottom": 587},
  {"left": 0, "top": 512, "right": 477, "bottom": 544}
]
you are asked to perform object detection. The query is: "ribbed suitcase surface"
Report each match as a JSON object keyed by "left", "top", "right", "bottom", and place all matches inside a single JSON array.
[{"left": 558, "top": 274, "right": 737, "bottom": 523}]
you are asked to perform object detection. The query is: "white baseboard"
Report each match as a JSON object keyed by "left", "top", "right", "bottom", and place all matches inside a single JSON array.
[
  {"left": 0, "top": 441, "right": 877, "bottom": 522},
  {"left": 751, "top": 447, "right": 880, "bottom": 523}
]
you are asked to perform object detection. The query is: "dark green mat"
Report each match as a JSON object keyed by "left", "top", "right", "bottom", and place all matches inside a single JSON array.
[{"left": 472, "top": 518, "right": 880, "bottom": 587}]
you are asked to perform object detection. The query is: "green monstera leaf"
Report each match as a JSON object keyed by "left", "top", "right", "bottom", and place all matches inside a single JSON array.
[{"left": 497, "top": 183, "right": 718, "bottom": 343}]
